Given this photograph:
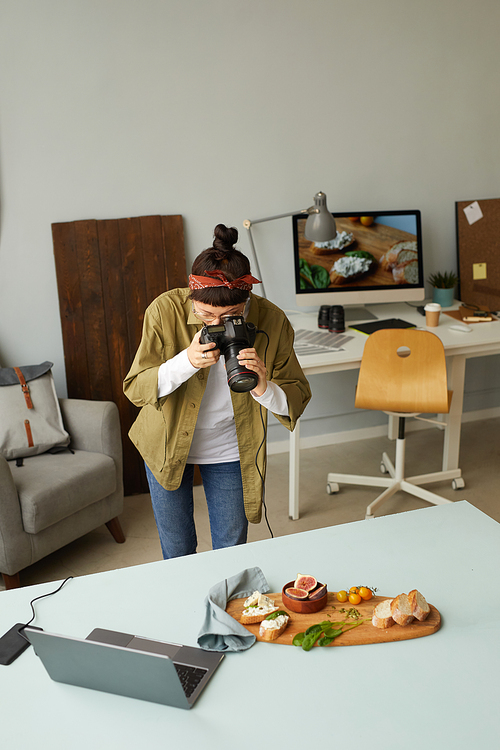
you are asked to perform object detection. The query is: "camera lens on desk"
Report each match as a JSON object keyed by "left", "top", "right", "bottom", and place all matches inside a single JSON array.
[
  {"left": 318, "top": 305, "right": 331, "bottom": 329},
  {"left": 329, "top": 305, "right": 345, "bottom": 333}
]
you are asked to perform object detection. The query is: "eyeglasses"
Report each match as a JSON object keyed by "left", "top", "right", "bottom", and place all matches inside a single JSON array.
[{"left": 191, "top": 303, "right": 244, "bottom": 323}]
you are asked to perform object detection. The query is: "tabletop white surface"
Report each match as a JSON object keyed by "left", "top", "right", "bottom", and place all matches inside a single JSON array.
[
  {"left": 290, "top": 302, "right": 500, "bottom": 374},
  {"left": 1, "top": 501, "right": 499, "bottom": 749}
]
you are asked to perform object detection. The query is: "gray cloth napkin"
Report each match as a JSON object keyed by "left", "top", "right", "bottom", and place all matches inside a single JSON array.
[{"left": 197, "top": 566, "right": 270, "bottom": 652}]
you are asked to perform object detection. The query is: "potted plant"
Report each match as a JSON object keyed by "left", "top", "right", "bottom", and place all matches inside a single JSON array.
[{"left": 427, "top": 270, "right": 459, "bottom": 308}]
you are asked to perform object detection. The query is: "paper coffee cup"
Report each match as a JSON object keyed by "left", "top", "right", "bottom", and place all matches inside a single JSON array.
[{"left": 424, "top": 302, "right": 441, "bottom": 327}]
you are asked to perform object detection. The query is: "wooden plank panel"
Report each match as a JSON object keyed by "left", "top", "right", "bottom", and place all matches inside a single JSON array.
[
  {"left": 74, "top": 220, "right": 111, "bottom": 401},
  {"left": 98, "top": 218, "right": 148, "bottom": 494},
  {"left": 118, "top": 217, "right": 149, "bottom": 357},
  {"left": 53, "top": 214, "right": 187, "bottom": 495},
  {"left": 97, "top": 219, "right": 130, "bottom": 402},
  {"left": 162, "top": 215, "right": 188, "bottom": 289},
  {"left": 52, "top": 221, "right": 91, "bottom": 400},
  {"left": 140, "top": 215, "right": 167, "bottom": 304}
]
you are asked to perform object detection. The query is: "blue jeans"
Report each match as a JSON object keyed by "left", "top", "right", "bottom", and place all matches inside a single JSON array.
[{"left": 145, "top": 462, "right": 248, "bottom": 560}]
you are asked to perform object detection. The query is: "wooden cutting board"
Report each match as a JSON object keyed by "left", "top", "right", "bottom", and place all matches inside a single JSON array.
[
  {"left": 297, "top": 217, "right": 418, "bottom": 289},
  {"left": 226, "top": 593, "right": 441, "bottom": 647}
]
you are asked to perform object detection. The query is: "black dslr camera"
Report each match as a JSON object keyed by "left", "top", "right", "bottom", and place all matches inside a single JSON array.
[{"left": 199, "top": 316, "right": 258, "bottom": 393}]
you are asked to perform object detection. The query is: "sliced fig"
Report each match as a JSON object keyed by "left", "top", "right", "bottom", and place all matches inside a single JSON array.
[
  {"left": 285, "top": 587, "right": 309, "bottom": 600},
  {"left": 294, "top": 574, "right": 317, "bottom": 592},
  {"left": 308, "top": 583, "right": 327, "bottom": 600}
]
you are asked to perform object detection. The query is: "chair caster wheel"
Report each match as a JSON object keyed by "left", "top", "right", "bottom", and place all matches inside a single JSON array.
[
  {"left": 326, "top": 482, "right": 339, "bottom": 495},
  {"left": 451, "top": 478, "right": 465, "bottom": 490},
  {"left": 380, "top": 462, "right": 389, "bottom": 474}
]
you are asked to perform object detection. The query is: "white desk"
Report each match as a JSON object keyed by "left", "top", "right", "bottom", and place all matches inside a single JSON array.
[
  {"left": 288, "top": 302, "right": 500, "bottom": 519},
  {"left": 1, "top": 501, "right": 499, "bottom": 750}
]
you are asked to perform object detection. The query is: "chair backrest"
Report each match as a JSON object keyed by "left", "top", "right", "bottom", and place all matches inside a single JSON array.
[{"left": 354, "top": 329, "right": 450, "bottom": 414}]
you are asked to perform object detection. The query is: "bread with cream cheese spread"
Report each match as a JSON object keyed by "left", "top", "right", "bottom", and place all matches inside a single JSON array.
[
  {"left": 259, "top": 613, "right": 290, "bottom": 641},
  {"left": 241, "top": 606, "right": 280, "bottom": 624}
]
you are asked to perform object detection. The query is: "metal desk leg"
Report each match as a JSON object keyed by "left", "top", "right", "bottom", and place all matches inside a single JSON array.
[
  {"left": 289, "top": 418, "right": 300, "bottom": 520},
  {"left": 443, "top": 355, "right": 466, "bottom": 471}
]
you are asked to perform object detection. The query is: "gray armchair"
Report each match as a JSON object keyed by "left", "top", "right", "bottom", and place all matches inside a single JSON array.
[{"left": 0, "top": 398, "right": 125, "bottom": 589}]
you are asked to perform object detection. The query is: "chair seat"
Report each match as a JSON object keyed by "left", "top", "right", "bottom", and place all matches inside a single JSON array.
[{"left": 9, "top": 450, "right": 117, "bottom": 534}]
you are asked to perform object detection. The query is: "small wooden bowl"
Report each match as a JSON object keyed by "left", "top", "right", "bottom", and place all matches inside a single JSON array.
[{"left": 281, "top": 581, "right": 328, "bottom": 614}]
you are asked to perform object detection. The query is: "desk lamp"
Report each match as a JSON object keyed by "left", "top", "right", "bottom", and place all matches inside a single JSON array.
[{"left": 243, "top": 191, "right": 337, "bottom": 298}]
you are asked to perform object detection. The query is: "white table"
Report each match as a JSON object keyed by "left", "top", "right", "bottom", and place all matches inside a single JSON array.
[
  {"left": 0, "top": 501, "right": 498, "bottom": 749},
  {"left": 288, "top": 302, "right": 500, "bottom": 519}
]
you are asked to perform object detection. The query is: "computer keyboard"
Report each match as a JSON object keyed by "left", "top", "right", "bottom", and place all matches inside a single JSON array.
[
  {"left": 174, "top": 663, "right": 207, "bottom": 698},
  {"left": 293, "top": 328, "right": 353, "bottom": 357}
]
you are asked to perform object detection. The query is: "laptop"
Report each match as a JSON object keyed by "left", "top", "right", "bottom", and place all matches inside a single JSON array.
[{"left": 24, "top": 626, "right": 224, "bottom": 709}]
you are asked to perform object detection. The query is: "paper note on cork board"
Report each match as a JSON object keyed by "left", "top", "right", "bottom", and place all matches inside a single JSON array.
[
  {"left": 464, "top": 201, "right": 484, "bottom": 225},
  {"left": 473, "top": 263, "right": 487, "bottom": 280}
]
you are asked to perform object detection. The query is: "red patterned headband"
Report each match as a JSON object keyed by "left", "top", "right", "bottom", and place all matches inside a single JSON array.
[{"left": 189, "top": 270, "right": 261, "bottom": 291}]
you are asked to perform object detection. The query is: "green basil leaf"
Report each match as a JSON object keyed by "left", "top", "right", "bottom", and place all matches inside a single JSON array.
[
  {"left": 299, "top": 259, "right": 315, "bottom": 286},
  {"left": 305, "top": 624, "right": 324, "bottom": 636},
  {"left": 323, "top": 627, "right": 343, "bottom": 639},
  {"left": 302, "top": 631, "right": 322, "bottom": 651},
  {"left": 293, "top": 632, "right": 305, "bottom": 647},
  {"left": 310, "top": 264, "right": 330, "bottom": 288},
  {"left": 318, "top": 636, "right": 335, "bottom": 647},
  {"left": 265, "top": 610, "right": 288, "bottom": 620},
  {"left": 345, "top": 250, "right": 376, "bottom": 263}
]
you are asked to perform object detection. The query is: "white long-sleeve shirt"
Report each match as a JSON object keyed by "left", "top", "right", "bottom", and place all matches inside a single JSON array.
[{"left": 157, "top": 350, "right": 288, "bottom": 464}]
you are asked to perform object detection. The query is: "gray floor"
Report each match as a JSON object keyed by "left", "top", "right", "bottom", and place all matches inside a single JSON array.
[{"left": 2, "top": 417, "right": 499, "bottom": 592}]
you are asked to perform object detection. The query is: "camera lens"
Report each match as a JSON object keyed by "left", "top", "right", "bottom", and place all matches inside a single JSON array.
[
  {"left": 318, "top": 305, "right": 331, "bottom": 329},
  {"left": 224, "top": 343, "right": 259, "bottom": 392},
  {"left": 329, "top": 305, "right": 345, "bottom": 333}
]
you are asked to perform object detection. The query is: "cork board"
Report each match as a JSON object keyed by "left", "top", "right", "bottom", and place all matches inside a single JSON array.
[{"left": 456, "top": 198, "right": 500, "bottom": 311}]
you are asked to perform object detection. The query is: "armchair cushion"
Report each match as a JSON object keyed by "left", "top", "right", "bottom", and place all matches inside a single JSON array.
[{"left": 9, "top": 450, "right": 117, "bottom": 534}]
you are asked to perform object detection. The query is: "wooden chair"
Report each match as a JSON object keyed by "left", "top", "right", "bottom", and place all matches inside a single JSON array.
[{"left": 326, "top": 328, "right": 464, "bottom": 519}]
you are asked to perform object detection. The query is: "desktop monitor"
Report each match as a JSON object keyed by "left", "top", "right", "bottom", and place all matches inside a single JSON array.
[{"left": 292, "top": 210, "right": 425, "bottom": 313}]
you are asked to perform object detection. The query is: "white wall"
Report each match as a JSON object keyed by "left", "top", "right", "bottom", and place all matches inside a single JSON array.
[{"left": 1, "top": 0, "right": 499, "bottom": 441}]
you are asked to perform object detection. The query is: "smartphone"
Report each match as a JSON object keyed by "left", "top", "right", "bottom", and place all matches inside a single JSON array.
[{"left": 0, "top": 623, "right": 41, "bottom": 666}]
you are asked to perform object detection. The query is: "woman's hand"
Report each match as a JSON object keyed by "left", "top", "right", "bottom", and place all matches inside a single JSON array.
[
  {"left": 237, "top": 348, "right": 268, "bottom": 396},
  {"left": 187, "top": 330, "right": 219, "bottom": 369}
]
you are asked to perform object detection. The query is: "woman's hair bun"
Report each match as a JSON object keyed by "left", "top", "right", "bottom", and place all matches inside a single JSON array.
[{"left": 213, "top": 224, "right": 238, "bottom": 254}]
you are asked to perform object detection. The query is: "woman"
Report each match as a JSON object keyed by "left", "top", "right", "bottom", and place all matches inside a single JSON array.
[{"left": 123, "top": 224, "right": 311, "bottom": 559}]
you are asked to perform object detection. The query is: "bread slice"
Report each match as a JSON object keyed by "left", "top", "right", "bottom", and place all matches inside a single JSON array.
[
  {"left": 392, "top": 259, "right": 419, "bottom": 285},
  {"left": 408, "top": 589, "right": 430, "bottom": 621},
  {"left": 240, "top": 606, "right": 279, "bottom": 624},
  {"left": 372, "top": 599, "right": 395, "bottom": 629},
  {"left": 381, "top": 241, "right": 417, "bottom": 270},
  {"left": 259, "top": 613, "right": 290, "bottom": 641},
  {"left": 390, "top": 594, "right": 415, "bottom": 626}
]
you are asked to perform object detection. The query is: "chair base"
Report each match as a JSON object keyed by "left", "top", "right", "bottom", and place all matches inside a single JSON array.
[{"left": 327, "top": 439, "right": 463, "bottom": 520}]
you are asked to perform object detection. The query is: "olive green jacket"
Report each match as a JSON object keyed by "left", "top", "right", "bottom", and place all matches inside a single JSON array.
[{"left": 123, "top": 288, "right": 311, "bottom": 524}]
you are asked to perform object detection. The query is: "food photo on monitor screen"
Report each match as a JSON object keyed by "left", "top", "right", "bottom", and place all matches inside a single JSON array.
[{"left": 292, "top": 210, "right": 425, "bottom": 310}]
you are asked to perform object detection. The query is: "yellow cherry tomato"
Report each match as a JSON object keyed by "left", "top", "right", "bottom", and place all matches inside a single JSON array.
[
  {"left": 336, "top": 590, "right": 348, "bottom": 602},
  {"left": 360, "top": 216, "right": 374, "bottom": 226},
  {"left": 348, "top": 592, "right": 362, "bottom": 605},
  {"left": 359, "top": 586, "right": 373, "bottom": 601},
  {"left": 349, "top": 586, "right": 359, "bottom": 594}
]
